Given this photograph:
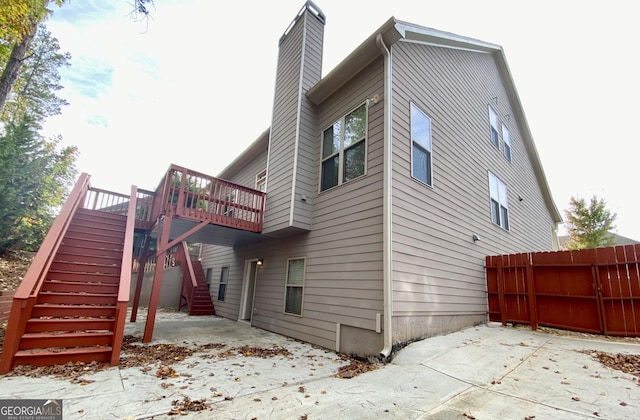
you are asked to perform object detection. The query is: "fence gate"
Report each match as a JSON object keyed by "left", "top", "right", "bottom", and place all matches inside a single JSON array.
[{"left": 486, "top": 244, "right": 640, "bottom": 337}]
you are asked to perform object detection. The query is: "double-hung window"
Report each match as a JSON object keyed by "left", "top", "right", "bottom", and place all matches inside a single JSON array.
[
  {"left": 489, "top": 172, "right": 509, "bottom": 230},
  {"left": 321, "top": 103, "right": 367, "bottom": 191},
  {"left": 502, "top": 124, "right": 511, "bottom": 162},
  {"left": 284, "top": 258, "right": 305, "bottom": 316},
  {"left": 410, "top": 103, "right": 432, "bottom": 186},
  {"left": 217, "top": 267, "right": 229, "bottom": 301},
  {"left": 488, "top": 107, "right": 499, "bottom": 148},
  {"left": 255, "top": 169, "right": 267, "bottom": 192}
]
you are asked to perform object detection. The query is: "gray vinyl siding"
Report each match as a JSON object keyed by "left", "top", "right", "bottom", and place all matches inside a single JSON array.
[
  {"left": 201, "top": 148, "right": 268, "bottom": 321},
  {"left": 201, "top": 60, "right": 385, "bottom": 352},
  {"left": 263, "top": 9, "right": 323, "bottom": 234},
  {"left": 390, "top": 41, "right": 556, "bottom": 317}
]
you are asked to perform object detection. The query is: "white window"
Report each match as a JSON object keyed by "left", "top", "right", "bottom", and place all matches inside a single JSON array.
[
  {"left": 488, "top": 107, "right": 499, "bottom": 148},
  {"left": 410, "top": 103, "right": 432, "bottom": 186},
  {"left": 284, "top": 258, "right": 305, "bottom": 316},
  {"left": 321, "top": 103, "right": 367, "bottom": 191},
  {"left": 502, "top": 124, "right": 511, "bottom": 162},
  {"left": 217, "top": 267, "right": 229, "bottom": 301},
  {"left": 489, "top": 172, "right": 509, "bottom": 230},
  {"left": 255, "top": 169, "right": 266, "bottom": 192}
]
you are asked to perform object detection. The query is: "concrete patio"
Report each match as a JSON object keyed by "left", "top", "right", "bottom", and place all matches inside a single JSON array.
[{"left": 0, "top": 310, "right": 638, "bottom": 419}]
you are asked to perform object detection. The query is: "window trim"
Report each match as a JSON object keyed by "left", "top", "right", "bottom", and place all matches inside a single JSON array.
[
  {"left": 319, "top": 102, "right": 368, "bottom": 192},
  {"left": 410, "top": 102, "right": 433, "bottom": 187},
  {"left": 488, "top": 171, "right": 509, "bottom": 231},
  {"left": 217, "top": 266, "right": 229, "bottom": 301},
  {"left": 488, "top": 106, "right": 500, "bottom": 149},
  {"left": 283, "top": 257, "right": 306, "bottom": 317}
]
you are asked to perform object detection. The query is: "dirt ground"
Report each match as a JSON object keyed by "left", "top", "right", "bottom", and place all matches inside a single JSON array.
[{"left": 0, "top": 251, "right": 32, "bottom": 292}]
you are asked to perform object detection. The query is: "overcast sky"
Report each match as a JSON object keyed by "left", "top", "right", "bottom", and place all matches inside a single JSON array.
[{"left": 42, "top": 0, "right": 640, "bottom": 240}]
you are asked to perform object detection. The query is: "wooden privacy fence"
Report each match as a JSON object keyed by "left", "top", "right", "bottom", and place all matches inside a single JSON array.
[{"left": 486, "top": 244, "right": 640, "bottom": 337}]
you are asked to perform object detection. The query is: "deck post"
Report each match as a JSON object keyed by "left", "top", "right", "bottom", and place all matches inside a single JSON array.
[
  {"left": 143, "top": 211, "right": 173, "bottom": 342},
  {"left": 130, "top": 232, "right": 152, "bottom": 322}
]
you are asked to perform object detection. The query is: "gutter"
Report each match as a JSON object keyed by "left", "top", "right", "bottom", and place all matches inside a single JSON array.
[{"left": 376, "top": 34, "right": 393, "bottom": 360}]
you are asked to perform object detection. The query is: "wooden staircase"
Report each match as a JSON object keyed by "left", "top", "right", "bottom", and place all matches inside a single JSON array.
[
  {"left": 10, "top": 208, "right": 127, "bottom": 367},
  {"left": 186, "top": 260, "right": 215, "bottom": 316}
]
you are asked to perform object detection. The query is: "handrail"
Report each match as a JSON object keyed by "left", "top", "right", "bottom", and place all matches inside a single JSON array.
[
  {"left": 1, "top": 173, "right": 91, "bottom": 373},
  {"left": 176, "top": 241, "right": 198, "bottom": 312},
  {"left": 178, "top": 241, "right": 199, "bottom": 289},
  {"left": 118, "top": 185, "right": 138, "bottom": 303},
  {"left": 16, "top": 173, "right": 91, "bottom": 300},
  {"left": 111, "top": 185, "right": 138, "bottom": 365}
]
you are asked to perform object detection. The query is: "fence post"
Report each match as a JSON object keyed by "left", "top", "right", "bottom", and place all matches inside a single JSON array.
[
  {"left": 496, "top": 256, "right": 506, "bottom": 326},
  {"left": 525, "top": 253, "right": 538, "bottom": 331},
  {"left": 592, "top": 263, "right": 607, "bottom": 335}
]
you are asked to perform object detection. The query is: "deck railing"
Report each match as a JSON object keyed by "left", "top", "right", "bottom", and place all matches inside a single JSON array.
[{"left": 149, "top": 164, "right": 266, "bottom": 232}]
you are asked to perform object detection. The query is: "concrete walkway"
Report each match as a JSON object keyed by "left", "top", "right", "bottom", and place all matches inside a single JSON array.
[{"left": 0, "top": 312, "right": 638, "bottom": 419}]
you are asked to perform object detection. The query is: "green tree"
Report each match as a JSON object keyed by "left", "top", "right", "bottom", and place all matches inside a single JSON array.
[
  {"left": 1, "top": 25, "right": 70, "bottom": 123},
  {"left": 0, "top": 0, "right": 63, "bottom": 113},
  {"left": 0, "top": 117, "right": 77, "bottom": 253},
  {"left": 564, "top": 195, "right": 617, "bottom": 250}
]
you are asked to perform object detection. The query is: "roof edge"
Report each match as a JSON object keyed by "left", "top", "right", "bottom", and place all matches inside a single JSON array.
[
  {"left": 217, "top": 128, "right": 270, "bottom": 180},
  {"left": 493, "top": 50, "right": 562, "bottom": 224}
]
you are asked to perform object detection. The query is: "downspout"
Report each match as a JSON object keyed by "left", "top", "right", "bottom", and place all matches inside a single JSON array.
[{"left": 376, "top": 34, "right": 393, "bottom": 359}]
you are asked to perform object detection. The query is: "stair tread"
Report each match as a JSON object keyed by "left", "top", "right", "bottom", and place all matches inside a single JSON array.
[
  {"left": 23, "top": 331, "right": 114, "bottom": 338},
  {"left": 39, "top": 291, "right": 118, "bottom": 297},
  {"left": 15, "top": 346, "right": 112, "bottom": 356}
]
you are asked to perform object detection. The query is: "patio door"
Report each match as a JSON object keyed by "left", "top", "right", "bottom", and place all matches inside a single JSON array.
[{"left": 239, "top": 260, "right": 258, "bottom": 323}]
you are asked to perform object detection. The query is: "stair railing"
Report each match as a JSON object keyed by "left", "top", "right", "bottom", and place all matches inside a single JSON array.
[
  {"left": 110, "top": 185, "right": 138, "bottom": 365},
  {"left": 0, "top": 173, "right": 92, "bottom": 374},
  {"left": 176, "top": 241, "right": 198, "bottom": 313}
]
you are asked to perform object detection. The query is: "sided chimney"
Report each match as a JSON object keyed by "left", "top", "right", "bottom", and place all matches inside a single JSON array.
[{"left": 262, "top": 2, "right": 325, "bottom": 235}]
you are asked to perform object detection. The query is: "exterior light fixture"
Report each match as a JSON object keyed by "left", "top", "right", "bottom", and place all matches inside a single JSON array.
[
  {"left": 257, "top": 258, "right": 264, "bottom": 266},
  {"left": 472, "top": 234, "right": 480, "bottom": 242}
]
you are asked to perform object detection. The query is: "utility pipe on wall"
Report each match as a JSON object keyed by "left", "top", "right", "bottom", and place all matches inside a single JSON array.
[{"left": 376, "top": 33, "right": 393, "bottom": 360}]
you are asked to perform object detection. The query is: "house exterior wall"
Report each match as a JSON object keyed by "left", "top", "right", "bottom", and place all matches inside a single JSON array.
[
  {"left": 201, "top": 59, "right": 386, "bottom": 356},
  {"left": 263, "top": 6, "right": 324, "bottom": 234},
  {"left": 388, "top": 40, "right": 557, "bottom": 343},
  {"left": 129, "top": 267, "right": 182, "bottom": 309}
]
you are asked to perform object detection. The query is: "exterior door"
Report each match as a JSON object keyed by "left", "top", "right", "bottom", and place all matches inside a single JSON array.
[{"left": 239, "top": 260, "right": 258, "bottom": 322}]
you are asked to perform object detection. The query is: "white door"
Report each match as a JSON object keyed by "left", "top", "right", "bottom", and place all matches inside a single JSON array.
[{"left": 239, "top": 260, "right": 258, "bottom": 322}]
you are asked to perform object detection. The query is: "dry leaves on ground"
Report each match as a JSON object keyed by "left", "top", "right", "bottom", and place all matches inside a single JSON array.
[
  {"left": 0, "top": 251, "right": 33, "bottom": 291},
  {"left": 168, "top": 396, "right": 210, "bottom": 415},
  {"left": 579, "top": 350, "right": 640, "bottom": 378},
  {"left": 336, "top": 356, "right": 379, "bottom": 379},
  {"left": 8, "top": 360, "right": 109, "bottom": 382}
]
